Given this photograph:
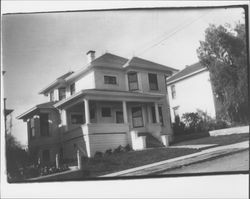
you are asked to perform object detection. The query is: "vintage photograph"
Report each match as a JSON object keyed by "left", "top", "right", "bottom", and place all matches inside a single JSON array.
[{"left": 2, "top": 5, "right": 249, "bottom": 184}]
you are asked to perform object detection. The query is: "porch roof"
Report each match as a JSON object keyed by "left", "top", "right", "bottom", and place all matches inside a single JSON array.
[
  {"left": 54, "top": 89, "right": 165, "bottom": 108},
  {"left": 17, "top": 101, "right": 57, "bottom": 120}
]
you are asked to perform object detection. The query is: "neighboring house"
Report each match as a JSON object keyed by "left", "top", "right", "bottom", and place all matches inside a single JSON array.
[
  {"left": 18, "top": 51, "right": 178, "bottom": 163},
  {"left": 167, "top": 62, "right": 217, "bottom": 123}
]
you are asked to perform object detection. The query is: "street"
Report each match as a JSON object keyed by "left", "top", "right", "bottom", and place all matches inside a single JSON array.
[{"left": 162, "top": 149, "right": 249, "bottom": 174}]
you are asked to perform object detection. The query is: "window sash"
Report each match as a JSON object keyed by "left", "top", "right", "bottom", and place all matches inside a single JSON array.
[
  {"left": 148, "top": 73, "right": 158, "bottom": 90},
  {"left": 58, "top": 87, "right": 66, "bottom": 100},
  {"left": 128, "top": 72, "right": 139, "bottom": 91},
  {"left": 70, "top": 83, "right": 75, "bottom": 95},
  {"left": 104, "top": 76, "right": 117, "bottom": 85},
  {"left": 50, "top": 91, "right": 54, "bottom": 101},
  {"left": 171, "top": 85, "right": 176, "bottom": 99}
]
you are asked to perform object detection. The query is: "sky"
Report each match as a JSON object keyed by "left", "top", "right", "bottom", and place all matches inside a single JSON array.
[{"left": 2, "top": 6, "right": 245, "bottom": 146}]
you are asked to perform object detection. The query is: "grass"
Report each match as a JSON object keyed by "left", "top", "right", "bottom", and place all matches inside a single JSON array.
[
  {"left": 80, "top": 133, "right": 249, "bottom": 178},
  {"left": 81, "top": 148, "right": 200, "bottom": 177},
  {"left": 172, "top": 133, "right": 249, "bottom": 146}
]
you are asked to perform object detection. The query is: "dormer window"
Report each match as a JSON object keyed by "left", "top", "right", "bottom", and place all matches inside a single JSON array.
[
  {"left": 50, "top": 90, "right": 54, "bottom": 102},
  {"left": 58, "top": 87, "right": 66, "bottom": 100},
  {"left": 128, "top": 72, "right": 139, "bottom": 91},
  {"left": 148, "top": 73, "right": 158, "bottom": 90},
  {"left": 70, "top": 83, "right": 75, "bottom": 95},
  {"left": 104, "top": 76, "right": 117, "bottom": 85}
]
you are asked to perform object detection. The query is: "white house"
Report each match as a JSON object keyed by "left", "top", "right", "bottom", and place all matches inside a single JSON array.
[
  {"left": 18, "top": 50, "right": 178, "bottom": 164},
  {"left": 167, "top": 62, "right": 217, "bottom": 123}
]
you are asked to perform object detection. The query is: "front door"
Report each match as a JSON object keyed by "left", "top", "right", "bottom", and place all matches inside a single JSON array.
[{"left": 131, "top": 106, "right": 144, "bottom": 128}]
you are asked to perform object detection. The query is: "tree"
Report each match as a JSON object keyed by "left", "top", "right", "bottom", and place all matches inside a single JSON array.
[
  {"left": 197, "top": 22, "right": 248, "bottom": 124},
  {"left": 6, "top": 134, "right": 29, "bottom": 181}
]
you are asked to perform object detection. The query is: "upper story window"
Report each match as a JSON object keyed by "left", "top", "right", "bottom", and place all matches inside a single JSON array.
[
  {"left": 58, "top": 87, "right": 66, "bottom": 100},
  {"left": 40, "top": 113, "right": 49, "bottom": 137},
  {"left": 104, "top": 76, "right": 117, "bottom": 85},
  {"left": 148, "top": 73, "right": 159, "bottom": 90},
  {"left": 171, "top": 85, "right": 176, "bottom": 99},
  {"left": 128, "top": 72, "right": 139, "bottom": 91},
  {"left": 50, "top": 91, "right": 54, "bottom": 102},
  {"left": 70, "top": 83, "right": 75, "bottom": 95}
]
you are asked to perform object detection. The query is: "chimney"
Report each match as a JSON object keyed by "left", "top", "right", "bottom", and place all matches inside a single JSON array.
[{"left": 86, "top": 50, "right": 95, "bottom": 63}]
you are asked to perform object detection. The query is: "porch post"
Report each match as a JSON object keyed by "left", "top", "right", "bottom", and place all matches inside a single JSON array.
[
  {"left": 122, "top": 101, "right": 128, "bottom": 123},
  {"left": 154, "top": 102, "right": 160, "bottom": 123},
  {"left": 84, "top": 99, "right": 90, "bottom": 124},
  {"left": 60, "top": 109, "right": 68, "bottom": 131}
]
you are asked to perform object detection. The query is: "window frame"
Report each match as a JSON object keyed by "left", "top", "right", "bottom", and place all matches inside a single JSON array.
[
  {"left": 58, "top": 87, "right": 66, "bottom": 100},
  {"left": 171, "top": 85, "right": 176, "bottom": 99},
  {"left": 131, "top": 106, "right": 144, "bottom": 128},
  {"left": 128, "top": 72, "right": 139, "bottom": 91},
  {"left": 104, "top": 75, "right": 117, "bottom": 85},
  {"left": 101, "top": 107, "right": 112, "bottom": 117},
  {"left": 70, "top": 83, "right": 76, "bottom": 95},
  {"left": 173, "top": 106, "right": 179, "bottom": 118},
  {"left": 148, "top": 73, "right": 159, "bottom": 91},
  {"left": 49, "top": 90, "right": 54, "bottom": 102}
]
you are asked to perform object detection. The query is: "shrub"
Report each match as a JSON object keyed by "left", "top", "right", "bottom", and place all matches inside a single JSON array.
[
  {"left": 113, "top": 145, "right": 124, "bottom": 153},
  {"left": 94, "top": 151, "right": 103, "bottom": 158},
  {"left": 105, "top": 149, "right": 113, "bottom": 156},
  {"left": 124, "top": 144, "right": 132, "bottom": 152}
]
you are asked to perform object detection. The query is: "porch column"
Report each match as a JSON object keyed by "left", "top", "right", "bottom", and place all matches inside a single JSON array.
[
  {"left": 60, "top": 109, "right": 68, "bottom": 130},
  {"left": 84, "top": 99, "right": 90, "bottom": 124},
  {"left": 154, "top": 102, "right": 160, "bottom": 123},
  {"left": 122, "top": 101, "right": 128, "bottom": 123}
]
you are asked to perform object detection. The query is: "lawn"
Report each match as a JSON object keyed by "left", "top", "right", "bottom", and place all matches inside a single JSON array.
[
  {"left": 172, "top": 133, "right": 249, "bottom": 146},
  {"left": 81, "top": 133, "right": 249, "bottom": 178},
  {"left": 81, "top": 147, "right": 199, "bottom": 177}
]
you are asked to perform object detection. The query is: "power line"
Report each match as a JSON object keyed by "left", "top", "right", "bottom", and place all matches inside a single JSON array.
[{"left": 136, "top": 10, "right": 212, "bottom": 56}]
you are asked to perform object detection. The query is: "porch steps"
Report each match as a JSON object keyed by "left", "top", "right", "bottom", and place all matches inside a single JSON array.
[{"left": 138, "top": 132, "right": 164, "bottom": 148}]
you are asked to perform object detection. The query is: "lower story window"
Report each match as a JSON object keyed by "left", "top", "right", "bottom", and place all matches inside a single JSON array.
[
  {"left": 173, "top": 106, "right": 179, "bottom": 118},
  {"left": 132, "top": 107, "right": 143, "bottom": 127},
  {"left": 71, "top": 114, "right": 84, "bottom": 124}
]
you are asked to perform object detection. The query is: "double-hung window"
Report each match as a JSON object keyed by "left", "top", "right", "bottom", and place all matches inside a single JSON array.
[
  {"left": 58, "top": 87, "right": 66, "bottom": 100},
  {"left": 71, "top": 113, "right": 84, "bottom": 124},
  {"left": 128, "top": 72, "right": 139, "bottom": 91},
  {"left": 104, "top": 76, "right": 117, "bottom": 85},
  {"left": 50, "top": 91, "right": 54, "bottom": 102},
  {"left": 148, "top": 73, "right": 159, "bottom": 90}
]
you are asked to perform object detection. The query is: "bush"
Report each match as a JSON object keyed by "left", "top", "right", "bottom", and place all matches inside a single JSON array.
[
  {"left": 173, "top": 115, "right": 185, "bottom": 135},
  {"left": 124, "top": 144, "right": 132, "bottom": 152},
  {"left": 94, "top": 151, "right": 103, "bottom": 158},
  {"left": 105, "top": 149, "right": 113, "bottom": 156},
  {"left": 113, "top": 145, "right": 125, "bottom": 153}
]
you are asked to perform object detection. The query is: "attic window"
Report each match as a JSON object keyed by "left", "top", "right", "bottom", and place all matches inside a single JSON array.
[
  {"left": 70, "top": 83, "right": 75, "bottom": 95},
  {"left": 104, "top": 76, "right": 117, "bottom": 85},
  {"left": 58, "top": 87, "right": 66, "bottom": 100}
]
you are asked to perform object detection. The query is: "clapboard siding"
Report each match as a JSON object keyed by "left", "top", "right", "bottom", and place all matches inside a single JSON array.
[{"left": 89, "top": 133, "right": 128, "bottom": 156}]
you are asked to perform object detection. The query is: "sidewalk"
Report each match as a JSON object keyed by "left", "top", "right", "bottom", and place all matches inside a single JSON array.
[{"left": 101, "top": 141, "right": 249, "bottom": 177}]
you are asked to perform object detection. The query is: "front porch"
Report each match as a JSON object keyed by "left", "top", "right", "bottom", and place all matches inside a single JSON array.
[{"left": 55, "top": 90, "right": 170, "bottom": 157}]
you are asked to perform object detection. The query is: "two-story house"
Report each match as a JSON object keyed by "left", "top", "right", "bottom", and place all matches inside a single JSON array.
[
  {"left": 167, "top": 62, "right": 218, "bottom": 123},
  {"left": 18, "top": 51, "right": 178, "bottom": 164}
]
